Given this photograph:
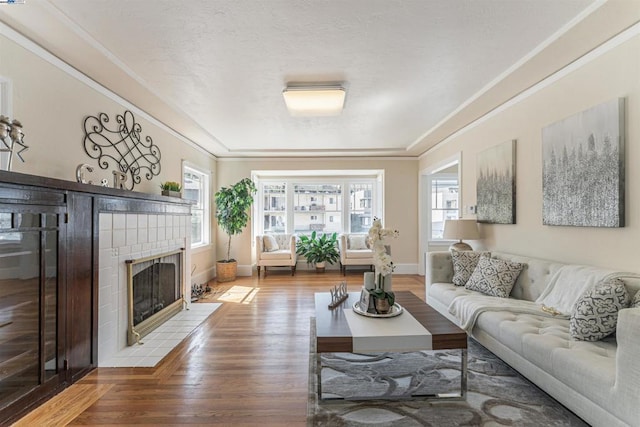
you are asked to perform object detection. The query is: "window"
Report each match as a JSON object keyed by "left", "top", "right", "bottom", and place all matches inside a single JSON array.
[
  {"left": 253, "top": 170, "right": 383, "bottom": 237},
  {"left": 262, "top": 183, "right": 286, "bottom": 233},
  {"left": 293, "top": 183, "right": 342, "bottom": 233},
  {"left": 349, "top": 183, "right": 373, "bottom": 233},
  {"left": 183, "top": 164, "right": 210, "bottom": 248},
  {"left": 429, "top": 175, "right": 459, "bottom": 239}
]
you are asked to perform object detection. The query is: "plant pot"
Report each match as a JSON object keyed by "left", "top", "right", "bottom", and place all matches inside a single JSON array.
[
  {"left": 162, "top": 189, "right": 182, "bottom": 198},
  {"left": 217, "top": 260, "right": 237, "bottom": 282},
  {"left": 374, "top": 297, "right": 392, "bottom": 314},
  {"left": 315, "top": 261, "right": 326, "bottom": 273}
]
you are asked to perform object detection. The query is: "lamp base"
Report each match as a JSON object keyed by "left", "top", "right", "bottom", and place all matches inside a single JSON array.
[{"left": 449, "top": 242, "right": 473, "bottom": 251}]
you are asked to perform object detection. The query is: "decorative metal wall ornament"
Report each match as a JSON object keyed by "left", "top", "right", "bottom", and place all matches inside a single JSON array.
[
  {"left": 82, "top": 110, "right": 161, "bottom": 190},
  {"left": 0, "top": 115, "right": 29, "bottom": 171}
]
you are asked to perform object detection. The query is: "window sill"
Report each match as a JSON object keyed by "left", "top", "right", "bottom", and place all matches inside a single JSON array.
[{"left": 190, "top": 243, "right": 213, "bottom": 254}]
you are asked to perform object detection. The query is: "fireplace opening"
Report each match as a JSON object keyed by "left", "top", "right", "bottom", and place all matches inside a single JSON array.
[{"left": 126, "top": 249, "right": 184, "bottom": 345}]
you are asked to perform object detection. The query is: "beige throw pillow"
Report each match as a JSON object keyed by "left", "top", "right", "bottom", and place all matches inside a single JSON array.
[
  {"left": 348, "top": 235, "right": 368, "bottom": 250},
  {"left": 263, "top": 235, "right": 279, "bottom": 252}
]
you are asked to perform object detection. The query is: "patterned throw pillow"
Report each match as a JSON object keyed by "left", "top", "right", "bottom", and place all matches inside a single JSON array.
[
  {"left": 632, "top": 290, "right": 640, "bottom": 308},
  {"left": 348, "top": 235, "right": 368, "bottom": 250},
  {"left": 570, "top": 278, "right": 630, "bottom": 341},
  {"left": 263, "top": 235, "right": 279, "bottom": 252},
  {"left": 465, "top": 256, "right": 525, "bottom": 298},
  {"left": 451, "top": 251, "right": 490, "bottom": 286}
]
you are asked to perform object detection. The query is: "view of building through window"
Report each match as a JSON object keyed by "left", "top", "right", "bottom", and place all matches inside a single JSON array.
[
  {"left": 255, "top": 173, "right": 381, "bottom": 236},
  {"left": 293, "top": 184, "right": 342, "bottom": 233},
  {"left": 431, "top": 176, "right": 459, "bottom": 239},
  {"left": 183, "top": 165, "right": 210, "bottom": 247},
  {"left": 262, "top": 183, "right": 286, "bottom": 233}
]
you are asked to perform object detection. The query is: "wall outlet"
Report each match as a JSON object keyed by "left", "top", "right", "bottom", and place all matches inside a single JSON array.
[{"left": 468, "top": 205, "right": 477, "bottom": 214}]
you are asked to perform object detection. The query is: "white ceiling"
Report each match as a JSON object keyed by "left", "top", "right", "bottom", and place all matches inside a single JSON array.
[{"left": 1, "top": 0, "right": 637, "bottom": 158}]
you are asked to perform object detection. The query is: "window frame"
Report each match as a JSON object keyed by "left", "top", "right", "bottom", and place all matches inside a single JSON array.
[
  {"left": 252, "top": 170, "right": 383, "bottom": 238},
  {"left": 427, "top": 173, "right": 460, "bottom": 241},
  {"left": 182, "top": 162, "right": 211, "bottom": 249}
]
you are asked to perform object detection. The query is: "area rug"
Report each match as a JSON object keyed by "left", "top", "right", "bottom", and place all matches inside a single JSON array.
[{"left": 307, "top": 318, "right": 588, "bottom": 426}]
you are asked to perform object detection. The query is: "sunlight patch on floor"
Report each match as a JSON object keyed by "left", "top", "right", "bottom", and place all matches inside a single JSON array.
[{"left": 217, "top": 285, "right": 260, "bottom": 304}]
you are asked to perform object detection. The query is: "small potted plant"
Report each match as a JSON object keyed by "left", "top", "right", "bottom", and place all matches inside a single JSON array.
[
  {"left": 160, "top": 181, "right": 182, "bottom": 198},
  {"left": 215, "top": 178, "right": 257, "bottom": 282},
  {"left": 295, "top": 231, "right": 340, "bottom": 272}
]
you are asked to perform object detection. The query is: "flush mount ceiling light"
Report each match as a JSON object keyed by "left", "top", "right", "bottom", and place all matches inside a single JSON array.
[{"left": 282, "top": 85, "right": 346, "bottom": 117}]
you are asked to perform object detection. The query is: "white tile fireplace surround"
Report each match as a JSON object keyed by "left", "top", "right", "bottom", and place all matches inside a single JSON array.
[{"left": 97, "top": 212, "right": 191, "bottom": 366}]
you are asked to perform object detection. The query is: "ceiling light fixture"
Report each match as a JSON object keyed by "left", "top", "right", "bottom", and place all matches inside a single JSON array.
[{"left": 282, "top": 85, "right": 346, "bottom": 117}]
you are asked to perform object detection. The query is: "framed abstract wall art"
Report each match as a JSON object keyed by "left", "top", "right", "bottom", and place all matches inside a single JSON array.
[
  {"left": 476, "top": 140, "right": 516, "bottom": 224},
  {"left": 542, "top": 98, "right": 625, "bottom": 227}
]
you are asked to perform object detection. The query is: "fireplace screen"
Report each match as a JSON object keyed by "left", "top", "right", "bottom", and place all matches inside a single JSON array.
[{"left": 126, "top": 249, "right": 184, "bottom": 345}]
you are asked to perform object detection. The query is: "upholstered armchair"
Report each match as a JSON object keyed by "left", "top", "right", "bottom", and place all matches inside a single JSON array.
[
  {"left": 338, "top": 234, "right": 374, "bottom": 276},
  {"left": 255, "top": 234, "right": 297, "bottom": 278}
]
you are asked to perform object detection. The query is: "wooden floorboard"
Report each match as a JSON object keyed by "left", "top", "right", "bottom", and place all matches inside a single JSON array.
[{"left": 11, "top": 271, "right": 426, "bottom": 426}]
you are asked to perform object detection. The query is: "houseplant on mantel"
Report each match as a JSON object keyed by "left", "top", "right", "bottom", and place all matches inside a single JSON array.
[
  {"left": 295, "top": 231, "right": 340, "bottom": 272},
  {"left": 215, "top": 177, "right": 257, "bottom": 282},
  {"left": 160, "top": 181, "right": 182, "bottom": 198}
]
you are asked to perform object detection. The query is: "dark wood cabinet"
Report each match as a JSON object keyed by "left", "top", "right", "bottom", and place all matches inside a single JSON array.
[{"left": 0, "top": 171, "right": 192, "bottom": 425}]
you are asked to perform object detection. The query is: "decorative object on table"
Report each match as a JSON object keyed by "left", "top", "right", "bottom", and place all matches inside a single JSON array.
[
  {"left": 477, "top": 139, "right": 516, "bottom": 224},
  {"left": 0, "top": 115, "right": 29, "bottom": 171},
  {"left": 160, "top": 181, "right": 182, "bottom": 198},
  {"left": 542, "top": 98, "right": 625, "bottom": 227},
  {"left": 215, "top": 177, "right": 257, "bottom": 282},
  {"left": 363, "top": 271, "right": 375, "bottom": 290},
  {"left": 328, "top": 281, "right": 348, "bottom": 309},
  {"left": 367, "top": 217, "right": 399, "bottom": 314},
  {"left": 295, "top": 230, "right": 340, "bottom": 272},
  {"left": 352, "top": 299, "right": 403, "bottom": 318},
  {"left": 82, "top": 110, "right": 161, "bottom": 191},
  {"left": 443, "top": 218, "right": 480, "bottom": 251}
]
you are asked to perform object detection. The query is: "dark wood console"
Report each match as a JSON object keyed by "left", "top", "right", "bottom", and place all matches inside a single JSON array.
[{"left": 0, "top": 170, "right": 192, "bottom": 424}]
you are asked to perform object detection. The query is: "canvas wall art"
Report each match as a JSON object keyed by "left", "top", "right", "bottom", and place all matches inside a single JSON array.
[
  {"left": 476, "top": 140, "right": 516, "bottom": 224},
  {"left": 542, "top": 98, "right": 625, "bottom": 227}
]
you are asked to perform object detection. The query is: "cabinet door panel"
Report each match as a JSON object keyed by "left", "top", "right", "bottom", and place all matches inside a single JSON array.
[{"left": 66, "top": 194, "right": 95, "bottom": 381}]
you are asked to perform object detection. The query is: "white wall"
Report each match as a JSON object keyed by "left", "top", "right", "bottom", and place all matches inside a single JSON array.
[{"left": 419, "top": 31, "right": 640, "bottom": 272}]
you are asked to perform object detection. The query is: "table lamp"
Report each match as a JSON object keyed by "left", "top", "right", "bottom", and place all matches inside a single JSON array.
[{"left": 443, "top": 219, "right": 479, "bottom": 251}]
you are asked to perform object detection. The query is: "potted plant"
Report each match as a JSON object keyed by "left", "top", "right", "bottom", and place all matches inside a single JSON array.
[
  {"left": 367, "top": 217, "right": 399, "bottom": 314},
  {"left": 160, "top": 181, "right": 182, "bottom": 198},
  {"left": 215, "top": 177, "right": 257, "bottom": 282},
  {"left": 295, "top": 231, "right": 340, "bottom": 272}
]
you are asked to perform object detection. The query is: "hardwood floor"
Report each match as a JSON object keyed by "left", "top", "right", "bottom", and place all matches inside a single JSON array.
[{"left": 13, "top": 271, "right": 426, "bottom": 426}]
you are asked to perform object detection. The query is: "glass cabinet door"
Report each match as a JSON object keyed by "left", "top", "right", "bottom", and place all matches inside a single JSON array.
[{"left": 0, "top": 212, "right": 60, "bottom": 408}]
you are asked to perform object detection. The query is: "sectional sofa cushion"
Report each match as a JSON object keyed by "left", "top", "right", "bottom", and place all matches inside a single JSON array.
[
  {"left": 465, "top": 256, "right": 525, "bottom": 298},
  {"left": 570, "top": 278, "right": 630, "bottom": 341},
  {"left": 451, "top": 250, "right": 490, "bottom": 286}
]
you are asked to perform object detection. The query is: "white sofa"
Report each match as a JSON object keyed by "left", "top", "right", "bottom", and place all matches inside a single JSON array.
[
  {"left": 426, "top": 251, "right": 640, "bottom": 427},
  {"left": 255, "top": 234, "right": 297, "bottom": 277},
  {"left": 338, "top": 234, "right": 374, "bottom": 275}
]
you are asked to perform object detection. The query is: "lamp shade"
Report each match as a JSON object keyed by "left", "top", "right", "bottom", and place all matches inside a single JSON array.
[
  {"left": 443, "top": 219, "right": 480, "bottom": 240},
  {"left": 282, "top": 86, "right": 345, "bottom": 116}
]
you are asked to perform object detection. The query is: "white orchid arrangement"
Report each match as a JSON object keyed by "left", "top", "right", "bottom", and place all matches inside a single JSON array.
[{"left": 367, "top": 217, "right": 399, "bottom": 301}]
